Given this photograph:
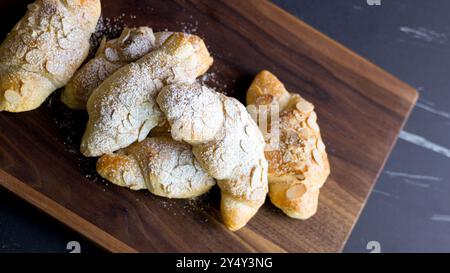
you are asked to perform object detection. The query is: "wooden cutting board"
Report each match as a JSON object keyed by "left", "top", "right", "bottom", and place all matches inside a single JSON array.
[{"left": 0, "top": 0, "right": 417, "bottom": 252}]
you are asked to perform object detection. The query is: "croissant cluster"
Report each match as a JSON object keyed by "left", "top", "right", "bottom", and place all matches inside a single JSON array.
[{"left": 0, "top": 0, "right": 330, "bottom": 231}]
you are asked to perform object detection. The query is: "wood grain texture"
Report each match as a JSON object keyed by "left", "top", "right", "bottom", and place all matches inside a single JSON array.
[{"left": 0, "top": 0, "right": 417, "bottom": 252}]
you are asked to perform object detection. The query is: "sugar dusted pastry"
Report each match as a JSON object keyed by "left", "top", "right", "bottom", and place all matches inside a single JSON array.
[
  {"left": 97, "top": 136, "right": 216, "bottom": 198},
  {"left": 246, "top": 70, "right": 330, "bottom": 219},
  {"left": 157, "top": 82, "right": 268, "bottom": 231},
  {"left": 80, "top": 32, "right": 213, "bottom": 157},
  {"left": 61, "top": 27, "right": 173, "bottom": 109},
  {"left": 0, "top": 0, "right": 101, "bottom": 112}
]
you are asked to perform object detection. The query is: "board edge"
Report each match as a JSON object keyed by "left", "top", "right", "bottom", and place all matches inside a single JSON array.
[{"left": 0, "top": 169, "right": 137, "bottom": 253}]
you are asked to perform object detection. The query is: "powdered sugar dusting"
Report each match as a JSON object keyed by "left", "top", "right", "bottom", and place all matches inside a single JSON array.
[
  {"left": 0, "top": 0, "right": 100, "bottom": 111},
  {"left": 63, "top": 27, "right": 166, "bottom": 109},
  {"left": 108, "top": 137, "right": 216, "bottom": 198},
  {"left": 81, "top": 33, "right": 212, "bottom": 156},
  {"left": 176, "top": 19, "right": 199, "bottom": 34},
  {"left": 44, "top": 92, "right": 100, "bottom": 184},
  {"left": 198, "top": 70, "right": 231, "bottom": 95},
  {"left": 157, "top": 83, "right": 268, "bottom": 201}
]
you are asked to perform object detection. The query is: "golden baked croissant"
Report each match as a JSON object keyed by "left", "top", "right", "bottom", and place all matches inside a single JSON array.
[
  {"left": 81, "top": 32, "right": 213, "bottom": 157},
  {"left": 157, "top": 83, "right": 268, "bottom": 231},
  {"left": 61, "top": 27, "right": 173, "bottom": 110},
  {"left": 0, "top": 0, "right": 101, "bottom": 112},
  {"left": 246, "top": 70, "right": 330, "bottom": 219},
  {"left": 97, "top": 136, "right": 216, "bottom": 198}
]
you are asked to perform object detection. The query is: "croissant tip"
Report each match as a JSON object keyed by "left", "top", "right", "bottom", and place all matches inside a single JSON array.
[
  {"left": 268, "top": 185, "right": 320, "bottom": 220},
  {"left": 220, "top": 195, "right": 259, "bottom": 232}
]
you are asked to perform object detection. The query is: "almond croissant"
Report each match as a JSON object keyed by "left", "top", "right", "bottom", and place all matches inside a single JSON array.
[
  {"left": 97, "top": 136, "right": 216, "bottom": 198},
  {"left": 246, "top": 70, "right": 330, "bottom": 219},
  {"left": 0, "top": 0, "right": 101, "bottom": 112},
  {"left": 157, "top": 83, "right": 268, "bottom": 231},
  {"left": 62, "top": 27, "right": 173, "bottom": 110},
  {"left": 81, "top": 32, "right": 213, "bottom": 157}
]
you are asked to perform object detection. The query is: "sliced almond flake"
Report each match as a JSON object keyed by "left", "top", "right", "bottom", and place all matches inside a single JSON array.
[
  {"left": 27, "top": 3, "right": 39, "bottom": 11},
  {"left": 97, "top": 64, "right": 109, "bottom": 80},
  {"left": 307, "top": 137, "right": 316, "bottom": 146},
  {"left": 308, "top": 111, "right": 317, "bottom": 122},
  {"left": 105, "top": 47, "right": 120, "bottom": 62},
  {"left": 286, "top": 184, "right": 307, "bottom": 200},
  {"left": 309, "top": 121, "right": 320, "bottom": 133},
  {"left": 110, "top": 109, "right": 116, "bottom": 120},
  {"left": 295, "top": 173, "right": 306, "bottom": 181},
  {"left": 128, "top": 110, "right": 140, "bottom": 127},
  {"left": 316, "top": 138, "right": 325, "bottom": 151},
  {"left": 58, "top": 37, "right": 76, "bottom": 50},
  {"left": 56, "top": 29, "right": 64, "bottom": 41},
  {"left": 36, "top": 32, "right": 52, "bottom": 49},
  {"left": 15, "top": 44, "right": 28, "bottom": 59},
  {"left": 45, "top": 60, "right": 64, "bottom": 76},
  {"left": 138, "top": 119, "right": 156, "bottom": 142},
  {"left": 312, "top": 148, "right": 322, "bottom": 166},
  {"left": 25, "top": 49, "right": 44, "bottom": 65},
  {"left": 122, "top": 170, "right": 133, "bottom": 187},
  {"left": 39, "top": 18, "right": 49, "bottom": 29},
  {"left": 27, "top": 15, "right": 36, "bottom": 26},
  {"left": 250, "top": 166, "right": 262, "bottom": 188},
  {"left": 307, "top": 112, "right": 320, "bottom": 132},
  {"left": 244, "top": 124, "right": 252, "bottom": 136},
  {"left": 32, "top": 30, "right": 40, "bottom": 40},
  {"left": 21, "top": 33, "right": 38, "bottom": 48},
  {"left": 4, "top": 90, "right": 21, "bottom": 103},
  {"left": 296, "top": 100, "right": 314, "bottom": 113},
  {"left": 240, "top": 139, "right": 250, "bottom": 153},
  {"left": 293, "top": 110, "right": 304, "bottom": 122},
  {"left": 56, "top": 29, "right": 79, "bottom": 50},
  {"left": 66, "top": 29, "right": 83, "bottom": 42},
  {"left": 62, "top": 17, "right": 75, "bottom": 35}
]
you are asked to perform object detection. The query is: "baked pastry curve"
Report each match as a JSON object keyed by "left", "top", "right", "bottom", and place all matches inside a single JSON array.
[
  {"left": 0, "top": 0, "right": 101, "bottom": 112},
  {"left": 81, "top": 32, "right": 213, "bottom": 157},
  {"left": 97, "top": 136, "right": 216, "bottom": 198},
  {"left": 61, "top": 27, "right": 173, "bottom": 109},
  {"left": 157, "top": 83, "right": 268, "bottom": 231},
  {"left": 246, "top": 70, "right": 330, "bottom": 219}
]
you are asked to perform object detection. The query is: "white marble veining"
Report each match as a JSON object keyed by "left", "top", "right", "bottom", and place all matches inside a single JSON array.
[
  {"left": 372, "top": 189, "right": 399, "bottom": 199},
  {"left": 431, "top": 214, "right": 450, "bottom": 222},
  {"left": 418, "top": 97, "right": 435, "bottom": 106},
  {"left": 399, "top": 131, "right": 450, "bottom": 159},
  {"left": 399, "top": 26, "right": 448, "bottom": 44},
  {"left": 402, "top": 179, "right": 430, "bottom": 188},
  {"left": 416, "top": 102, "right": 450, "bottom": 120},
  {"left": 385, "top": 170, "right": 442, "bottom": 182}
]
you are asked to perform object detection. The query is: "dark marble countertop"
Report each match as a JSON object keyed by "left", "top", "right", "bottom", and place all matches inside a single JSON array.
[{"left": 1, "top": 0, "right": 449, "bottom": 253}]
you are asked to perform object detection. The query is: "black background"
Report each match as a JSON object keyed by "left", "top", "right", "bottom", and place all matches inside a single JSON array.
[{"left": 1, "top": 0, "right": 450, "bottom": 253}]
